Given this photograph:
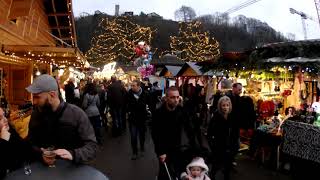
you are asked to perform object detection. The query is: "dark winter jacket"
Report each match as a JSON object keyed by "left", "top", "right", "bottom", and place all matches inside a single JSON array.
[
  {"left": 28, "top": 102, "right": 98, "bottom": 164},
  {"left": 0, "top": 127, "right": 34, "bottom": 179},
  {"left": 107, "top": 81, "right": 127, "bottom": 109},
  {"left": 65, "top": 82, "right": 75, "bottom": 104},
  {"left": 127, "top": 89, "right": 149, "bottom": 125},
  {"left": 207, "top": 111, "right": 239, "bottom": 156},
  {"left": 152, "top": 104, "right": 199, "bottom": 156},
  {"left": 239, "top": 96, "right": 256, "bottom": 129}
]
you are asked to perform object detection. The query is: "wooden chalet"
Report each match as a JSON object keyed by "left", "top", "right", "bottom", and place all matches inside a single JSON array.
[
  {"left": 176, "top": 62, "right": 202, "bottom": 77},
  {"left": 0, "top": 0, "right": 85, "bottom": 105}
]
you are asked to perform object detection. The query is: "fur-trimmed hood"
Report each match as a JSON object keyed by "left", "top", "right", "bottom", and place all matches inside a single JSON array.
[
  {"left": 186, "top": 157, "right": 209, "bottom": 174},
  {"left": 181, "top": 157, "right": 211, "bottom": 180}
]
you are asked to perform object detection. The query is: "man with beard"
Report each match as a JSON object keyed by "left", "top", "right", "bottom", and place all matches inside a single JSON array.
[
  {"left": 152, "top": 86, "right": 200, "bottom": 180},
  {"left": 26, "top": 74, "right": 98, "bottom": 163}
]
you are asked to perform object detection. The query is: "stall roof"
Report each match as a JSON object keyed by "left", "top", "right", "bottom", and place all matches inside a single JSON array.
[
  {"left": 44, "top": 0, "right": 77, "bottom": 47},
  {"left": 150, "top": 54, "right": 185, "bottom": 66},
  {"left": 264, "top": 57, "right": 320, "bottom": 63},
  {"left": 176, "top": 62, "right": 202, "bottom": 77},
  {"left": 159, "top": 65, "right": 182, "bottom": 77},
  {"left": 261, "top": 39, "right": 320, "bottom": 48}
]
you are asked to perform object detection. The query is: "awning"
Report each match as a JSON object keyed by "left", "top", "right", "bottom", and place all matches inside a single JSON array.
[{"left": 1, "top": 45, "right": 86, "bottom": 67}]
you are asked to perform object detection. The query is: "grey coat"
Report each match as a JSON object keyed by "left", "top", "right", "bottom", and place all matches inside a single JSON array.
[
  {"left": 82, "top": 94, "right": 100, "bottom": 117},
  {"left": 28, "top": 102, "right": 98, "bottom": 164}
]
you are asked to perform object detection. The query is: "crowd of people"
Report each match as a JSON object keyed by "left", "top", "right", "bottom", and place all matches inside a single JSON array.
[{"left": 2, "top": 73, "right": 300, "bottom": 180}]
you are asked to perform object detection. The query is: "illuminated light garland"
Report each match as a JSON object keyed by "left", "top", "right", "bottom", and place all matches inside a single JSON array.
[
  {"left": 0, "top": 52, "right": 84, "bottom": 67},
  {"left": 170, "top": 21, "right": 220, "bottom": 62},
  {"left": 86, "top": 16, "right": 156, "bottom": 66}
]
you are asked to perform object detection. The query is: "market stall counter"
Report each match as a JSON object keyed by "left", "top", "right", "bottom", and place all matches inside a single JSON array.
[{"left": 4, "top": 159, "right": 108, "bottom": 180}]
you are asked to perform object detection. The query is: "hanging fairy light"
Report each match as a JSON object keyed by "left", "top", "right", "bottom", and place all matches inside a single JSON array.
[
  {"left": 170, "top": 21, "right": 220, "bottom": 62},
  {"left": 86, "top": 16, "right": 155, "bottom": 65}
]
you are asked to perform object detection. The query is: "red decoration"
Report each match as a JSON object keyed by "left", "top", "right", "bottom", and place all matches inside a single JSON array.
[
  {"left": 258, "top": 100, "right": 275, "bottom": 119},
  {"left": 135, "top": 46, "right": 145, "bottom": 57},
  {"left": 281, "top": 89, "right": 292, "bottom": 97},
  {"left": 134, "top": 41, "right": 149, "bottom": 60}
]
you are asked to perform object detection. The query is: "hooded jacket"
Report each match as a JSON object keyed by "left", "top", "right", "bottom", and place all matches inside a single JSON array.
[{"left": 181, "top": 157, "right": 211, "bottom": 180}]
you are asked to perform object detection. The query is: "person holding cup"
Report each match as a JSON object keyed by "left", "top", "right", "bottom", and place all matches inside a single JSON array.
[
  {"left": 42, "top": 147, "right": 57, "bottom": 167},
  {"left": 26, "top": 74, "right": 98, "bottom": 164}
]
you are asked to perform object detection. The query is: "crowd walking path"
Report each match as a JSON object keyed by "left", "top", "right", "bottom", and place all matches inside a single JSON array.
[{"left": 91, "top": 128, "right": 291, "bottom": 180}]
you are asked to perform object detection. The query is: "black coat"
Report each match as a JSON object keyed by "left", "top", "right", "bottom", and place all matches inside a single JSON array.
[
  {"left": 151, "top": 105, "right": 199, "bottom": 157},
  {"left": 127, "top": 89, "right": 149, "bottom": 125},
  {"left": 207, "top": 111, "right": 239, "bottom": 157},
  {"left": 0, "top": 127, "right": 33, "bottom": 179},
  {"left": 65, "top": 82, "right": 75, "bottom": 104},
  {"left": 107, "top": 81, "right": 127, "bottom": 109},
  {"left": 239, "top": 96, "right": 256, "bottom": 129},
  {"left": 28, "top": 102, "right": 98, "bottom": 163}
]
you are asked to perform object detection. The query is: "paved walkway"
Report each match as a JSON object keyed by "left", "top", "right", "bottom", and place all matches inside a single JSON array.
[{"left": 91, "top": 128, "right": 291, "bottom": 180}]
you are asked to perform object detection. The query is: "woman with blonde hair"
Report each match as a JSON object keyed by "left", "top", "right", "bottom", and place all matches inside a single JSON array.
[{"left": 207, "top": 96, "right": 238, "bottom": 180}]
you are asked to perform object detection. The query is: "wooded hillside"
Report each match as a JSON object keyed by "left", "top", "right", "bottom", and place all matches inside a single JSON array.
[{"left": 75, "top": 11, "right": 288, "bottom": 59}]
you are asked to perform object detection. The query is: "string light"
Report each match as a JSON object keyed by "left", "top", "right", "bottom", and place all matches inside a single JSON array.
[
  {"left": 170, "top": 21, "right": 220, "bottom": 62},
  {"left": 86, "top": 16, "right": 156, "bottom": 66}
]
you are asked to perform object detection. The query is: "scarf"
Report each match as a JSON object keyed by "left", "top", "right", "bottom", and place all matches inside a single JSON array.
[{"left": 133, "top": 87, "right": 142, "bottom": 100}]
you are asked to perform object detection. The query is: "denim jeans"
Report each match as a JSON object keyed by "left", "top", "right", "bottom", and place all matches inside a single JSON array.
[{"left": 129, "top": 122, "right": 146, "bottom": 155}]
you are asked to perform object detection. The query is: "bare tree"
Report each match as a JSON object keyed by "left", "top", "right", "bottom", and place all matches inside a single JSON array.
[{"left": 174, "top": 6, "right": 196, "bottom": 22}]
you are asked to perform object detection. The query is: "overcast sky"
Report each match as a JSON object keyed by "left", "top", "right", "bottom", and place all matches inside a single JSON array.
[{"left": 72, "top": 0, "right": 320, "bottom": 40}]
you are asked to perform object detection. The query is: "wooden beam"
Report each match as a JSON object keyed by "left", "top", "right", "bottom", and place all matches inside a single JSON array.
[
  {"left": 47, "top": 13, "right": 71, "bottom": 16},
  {"left": 51, "top": 0, "right": 62, "bottom": 43},
  {"left": 50, "top": 26, "right": 72, "bottom": 29},
  {"left": 69, "top": 0, "right": 77, "bottom": 47},
  {"left": 60, "top": 37, "right": 72, "bottom": 40}
]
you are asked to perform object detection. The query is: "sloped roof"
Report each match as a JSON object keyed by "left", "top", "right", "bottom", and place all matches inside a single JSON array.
[
  {"left": 261, "top": 39, "right": 320, "bottom": 48},
  {"left": 159, "top": 65, "right": 182, "bottom": 77},
  {"left": 186, "top": 62, "right": 202, "bottom": 75},
  {"left": 176, "top": 62, "right": 202, "bottom": 76},
  {"left": 150, "top": 54, "right": 184, "bottom": 66}
]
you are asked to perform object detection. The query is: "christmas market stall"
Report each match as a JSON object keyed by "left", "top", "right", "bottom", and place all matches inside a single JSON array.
[
  {"left": 151, "top": 54, "right": 184, "bottom": 90},
  {"left": 246, "top": 40, "right": 320, "bottom": 118},
  {"left": 248, "top": 40, "right": 320, "bottom": 170},
  {"left": 0, "top": 0, "right": 86, "bottom": 138},
  {"left": 201, "top": 42, "right": 320, "bottom": 165},
  {"left": 229, "top": 40, "right": 320, "bottom": 170}
]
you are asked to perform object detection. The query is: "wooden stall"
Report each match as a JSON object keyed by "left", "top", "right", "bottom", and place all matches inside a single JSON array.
[{"left": 0, "top": 0, "right": 85, "bottom": 106}]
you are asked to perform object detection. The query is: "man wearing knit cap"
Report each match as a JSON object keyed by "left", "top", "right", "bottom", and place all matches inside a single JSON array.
[{"left": 26, "top": 74, "right": 98, "bottom": 163}]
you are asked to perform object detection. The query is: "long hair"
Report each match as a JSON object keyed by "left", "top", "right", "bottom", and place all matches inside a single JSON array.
[
  {"left": 86, "top": 83, "right": 97, "bottom": 95},
  {"left": 217, "top": 96, "right": 232, "bottom": 115}
]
